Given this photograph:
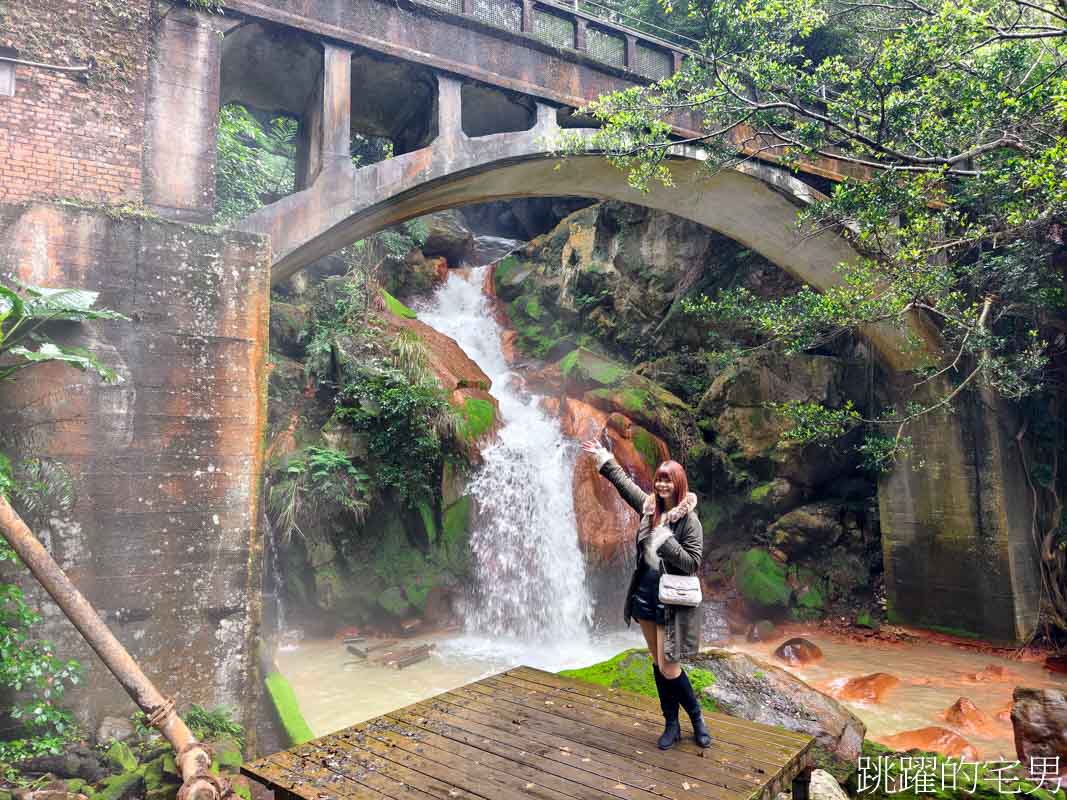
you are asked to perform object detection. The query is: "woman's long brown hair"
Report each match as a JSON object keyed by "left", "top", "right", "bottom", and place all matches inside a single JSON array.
[{"left": 652, "top": 460, "right": 688, "bottom": 527}]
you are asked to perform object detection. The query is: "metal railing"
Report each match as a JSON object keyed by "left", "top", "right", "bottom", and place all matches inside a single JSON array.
[{"left": 410, "top": 0, "right": 689, "bottom": 81}]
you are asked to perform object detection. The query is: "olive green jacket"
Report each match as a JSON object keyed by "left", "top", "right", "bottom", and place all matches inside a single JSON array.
[{"left": 599, "top": 459, "right": 703, "bottom": 661}]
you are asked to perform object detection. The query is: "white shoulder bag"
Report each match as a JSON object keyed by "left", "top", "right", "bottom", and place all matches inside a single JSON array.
[{"left": 658, "top": 573, "right": 702, "bottom": 607}]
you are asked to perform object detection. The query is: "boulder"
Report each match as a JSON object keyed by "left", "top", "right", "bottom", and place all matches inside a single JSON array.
[
  {"left": 748, "top": 478, "right": 804, "bottom": 515},
  {"left": 809, "top": 769, "right": 849, "bottom": 800},
  {"left": 691, "top": 648, "right": 865, "bottom": 766},
  {"left": 20, "top": 747, "right": 108, "bottom": 783},
  {"left": 735, "top": 548, "right": 791, "bottom": 615},
  {"left": 878, "top": 726, "right": 978, "bottom": 760},
  {"left": 829, "top": 673, "right": 900, "bottom": 704},
  {"left": 943, "top": 697, "right": 996, "bottom": 735},
  {"left": 773, "top": 638, "right": 823, "bottom": 666},
  {"left": 269, "top": 302, "right": 307, "bottom": 358},
  {"left": 697, "top": 353, "right": 865, "bottom": 488},
  {"left": 421, "top": 210, "right": 474, "bottom": 265},
  {"left": 768, "top": 502, "right": 845, "bottom": 560},
  {"left": 96, "top": 715, "right": 136, "bottom": 744},
  {"left": 1011, "top": 687, "right": 1067, "bottom": 775},
  {"left": 564, "top": 398, "right": 664, "bottom": 563}
]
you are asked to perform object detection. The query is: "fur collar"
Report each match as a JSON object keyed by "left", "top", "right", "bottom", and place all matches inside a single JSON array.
[{"left": 642, "top": 491, "right": 697, "bottom": 523}]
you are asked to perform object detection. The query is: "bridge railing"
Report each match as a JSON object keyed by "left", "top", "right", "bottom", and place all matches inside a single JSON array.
[{"left": 413, "top": 0, "right": 686, "bottom": 81}]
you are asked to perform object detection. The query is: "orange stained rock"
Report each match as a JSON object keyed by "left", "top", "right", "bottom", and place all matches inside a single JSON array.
[
  {"left": 830, "top": 672, "right": 901, "bottom": 703},
  {"left": 878, "top": 727, "right": 979, "bottom": 761},
  {"left": 773, "top": 637, "right": 824, "bottom": 666},
  {"left": 943, "top": 697, "right": 997, "bottom": 735}
]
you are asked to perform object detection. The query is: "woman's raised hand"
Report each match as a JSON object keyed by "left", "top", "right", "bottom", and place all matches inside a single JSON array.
[{"left": 581, "top": 439, "right": 613, "bottom": 466}]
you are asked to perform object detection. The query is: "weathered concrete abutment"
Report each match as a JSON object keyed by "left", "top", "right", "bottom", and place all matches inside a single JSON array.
[{"left": 0, "top": 203, "right": 270, "bottom": 740}]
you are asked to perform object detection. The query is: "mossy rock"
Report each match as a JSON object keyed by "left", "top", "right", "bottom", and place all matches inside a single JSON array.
[
  {"left": 107, "top": 740, "right": 138, "bottom": 772},
  {"left": 95, "top": 771, "right": 144, "bottom": 800},
  {"left": 378, "top": 586, "right": 411, "bottom": 616},
  {"left": 417, "top": 500, "right": 437, "bottom": 546},
  {"left": 265, "top": 670, "right": 314, "bottom": 746},
  {"left": 460, "top": 397, "right": 496, "bottom": 442},
  {"left": 735, "top": 548, "right": 791, "bottom": 612},
  {"left": 209, "top": 737, "right": 243, "bottom": 771},
  {"left": 559, "top": 649, "right": 717, "bottom": 711},
  {"left": 442, "top": 496, "right": 471, "bottom": 546},
  {"left": 558, "top": 347, "right": 628, "bottom": 388},
  {"left": 66, "top": 779, "right": 89, "bottom": 794},
  {"left": 381, "top": 289, "right": 417, "bottom": 319}
]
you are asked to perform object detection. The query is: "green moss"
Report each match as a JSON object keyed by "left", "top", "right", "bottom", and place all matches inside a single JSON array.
[
  {"left": 66, "top": 779, "right": 88, "bottom": 794},
  {"left": 796, "top": 583, "right": 825, "bottom": 610},
  {"left": 495, "top": 255, "right": 521, "bottom": 286},
  {"left": 107, "top": 740, "right": 138, "bottom": 772},
  {"left": 735, "top": 548, "right": 791, "bottom": 611},
  {"left": 524, "top": 296, "right": 542, "bottom": 320},
  {"left": 631, "top": 427, "right": 660, "bottom": 472},
  {"left": 96, "top": 772, "right": 144, "bottom": 800},
  {"left": 265, "top": 671, "right": 315, "bottom": 746},
  {"left": 924, "top": 623, "right": 982, "bottom": 640},
  {"left": 378, "top": 586, "right": 411, "bottom": 616},
  {"left": 233, "top": 785, "right": 252, "bottom": 800},
  {"left": 460, "top": 398, "right": 496, "bottom": 441},
  {"left": 381, "top": 290, "right": 417, "bottom": 319},
  {"left": 559, "top": 348, "right": 629, "bottom": 386},
  {"left": 443, "top": 496, "right": 471, "bottom": 546},
  {"left": 749, "top": 482, "right": 773, "bottom": 502},
  {"left": 855, "top": 610, "right": 874, "bottom": 628},
  {"left": 559, "top": 649, "right": 717, "bottom": 711},
  {"left": 417, "top": 500, "right": 437, "bottom": 546}
]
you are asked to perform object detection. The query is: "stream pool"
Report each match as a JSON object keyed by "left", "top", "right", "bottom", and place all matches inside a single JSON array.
[{"left": 276, "top": 626, "right": 1065, "bottom": 760}]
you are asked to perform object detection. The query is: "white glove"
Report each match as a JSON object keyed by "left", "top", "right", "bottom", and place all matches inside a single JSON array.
[
  {"left": 643, "top": 525, "right": 674, "bottom": 570},
  {"left": 592, "top": 445, "right": 613, "bottom": 468}
]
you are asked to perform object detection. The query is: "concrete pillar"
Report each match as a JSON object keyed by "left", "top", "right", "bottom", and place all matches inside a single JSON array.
[
  {"left": 144, "top": 6, "right": 238, "bottom": 222},
  {"left": 297, "top": 44, "right": 353, "bottom": 189},
  {"left": 437, "top": 75, "right": 465, "bottom": 141},
  {"left": 322, "top": 45, "right": 353, "bottom": 168},
  {"left": 879, "top": 378, "right": 1042, "bottom": 644}
]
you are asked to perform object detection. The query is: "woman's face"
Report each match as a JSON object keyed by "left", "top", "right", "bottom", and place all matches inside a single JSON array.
[{"left": 654, "top": 473, "right": 675, "bottom": 500}]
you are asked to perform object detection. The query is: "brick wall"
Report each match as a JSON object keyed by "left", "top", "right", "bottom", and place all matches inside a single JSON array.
[{"left": 0, "top": 0, "right": 151, "bottom": 204}]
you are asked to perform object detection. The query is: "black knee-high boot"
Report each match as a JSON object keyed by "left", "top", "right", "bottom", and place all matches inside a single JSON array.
[
  {"left": 667, "top": 670, "right": 712, "bottom": 748},
  {"left": 652, "top": 664, "right": 681, "bottom": 750}
]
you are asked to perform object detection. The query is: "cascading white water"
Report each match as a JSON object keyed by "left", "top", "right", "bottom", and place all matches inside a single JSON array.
[{"left": 417, "top": 264, "right": 621, "bottom": 666}]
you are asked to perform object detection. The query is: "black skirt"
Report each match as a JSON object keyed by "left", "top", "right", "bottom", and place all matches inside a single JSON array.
[{"left": 629, "top": 562, "right": 666, "bottom": 625}]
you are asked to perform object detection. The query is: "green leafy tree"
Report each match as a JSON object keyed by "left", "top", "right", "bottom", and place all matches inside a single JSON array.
[
  {"left": 570, "top": 0, "right": 1066, "bottom": 631},
  {"left": 215, "top": 104, "right": 298, "bottom": 226}
]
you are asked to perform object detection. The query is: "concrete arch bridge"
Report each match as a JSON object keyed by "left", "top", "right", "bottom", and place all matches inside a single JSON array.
[{"left": 0, "top": 0, "right": 1040, "bottom": 735}]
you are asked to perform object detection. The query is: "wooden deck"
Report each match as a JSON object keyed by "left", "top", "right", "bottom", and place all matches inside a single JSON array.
[{"left": 243, "top": 666, "right": 814, "bottom": 800}]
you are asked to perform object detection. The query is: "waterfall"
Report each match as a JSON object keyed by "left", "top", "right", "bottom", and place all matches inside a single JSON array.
[{"left": 417, "top": 264, "right": 600, "bottom": 662}]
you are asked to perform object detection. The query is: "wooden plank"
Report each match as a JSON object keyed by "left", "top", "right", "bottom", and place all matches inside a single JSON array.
[
  {"left": 379, "top": 714, "right": 642, "bottom": 800},
  {"left": 404, "top": 695, "right": 740, "bottom": 800},
  {"left": 293, "top": 739, "right": 480, "bottom": 800},
  {"left": 442, "top": 685, "right": 767, "bottom": 793},
  {"left": 395, "top": 698, "right": 739, "bottom": 800},
  {"left": 386, "top": 708, "right": 677, "bottom": 800},
  {"left": 324, "top": 736, "right": 492, "bottom": 800},
  {"left": 254, "top": 750, "right": 389, "bottom": 800},
  {"left": 490, "top": 673, "right": 801, "bottom": 761},
  {"left": 468, "top": 679, "right": 781, "bottom": 779},
  {"left": 335, "top": 724, "right": 574, "bottom": 800},
  {"left": 291, "top": 741, "right": 445, "bottom": 800},
  {"left": 509, "top": 667, "right": 812, "bottom": 747}
]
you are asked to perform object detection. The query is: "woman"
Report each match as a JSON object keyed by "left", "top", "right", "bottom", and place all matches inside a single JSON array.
[{"left": 580, "top": 438, "right": 710, "bottom": 750}]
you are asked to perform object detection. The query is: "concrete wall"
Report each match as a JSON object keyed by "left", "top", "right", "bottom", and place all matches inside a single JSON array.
[{"left": 0, "top": 202, "right": 270, "bottom": 742}]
